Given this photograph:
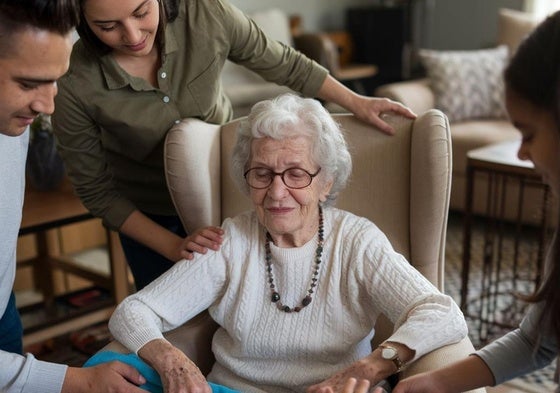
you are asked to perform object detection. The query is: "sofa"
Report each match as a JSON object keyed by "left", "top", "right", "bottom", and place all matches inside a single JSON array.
[
  {"left": 102, "top": 110, "right": 485, "bottom": 392},
  {"left": 375, "top": 8, "right": 543, "bottom": 222},
  {"left": 219, "top": 8, "right": 296, "bottom": 118},
  {"left": 220, "top": 9, "right": 361, "bottom": 117}
]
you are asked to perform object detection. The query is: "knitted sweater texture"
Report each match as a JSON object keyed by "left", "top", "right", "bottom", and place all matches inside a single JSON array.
[{"left": 110, "top": 208, "right": 467, "bottom": 392}]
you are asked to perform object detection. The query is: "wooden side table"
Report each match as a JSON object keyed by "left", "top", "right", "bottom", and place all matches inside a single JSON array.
[
  {"left": 18, "top": 181, "right": 131, "bottom": 346},
  {"left": 460, "top": 140, "right": 551, "bottom": 344}
]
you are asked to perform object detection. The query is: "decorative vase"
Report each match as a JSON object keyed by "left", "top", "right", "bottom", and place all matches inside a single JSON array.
[{"left": 26, "top": 115, "right": 65, "bottom": 191}]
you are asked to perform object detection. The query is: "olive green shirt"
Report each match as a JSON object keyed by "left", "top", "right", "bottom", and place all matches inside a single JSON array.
[{"left": 52, "top": 0, "right": 328, "bottom": 230}]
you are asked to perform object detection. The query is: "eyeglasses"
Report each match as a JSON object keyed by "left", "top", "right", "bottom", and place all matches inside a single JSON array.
[{"left": 244, "top": 167, "right": 322, "bottom": 189}]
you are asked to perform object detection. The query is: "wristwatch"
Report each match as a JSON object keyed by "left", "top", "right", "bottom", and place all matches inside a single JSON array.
[{"left": 379, "top": 343, "right": 405, "bottom": 373}]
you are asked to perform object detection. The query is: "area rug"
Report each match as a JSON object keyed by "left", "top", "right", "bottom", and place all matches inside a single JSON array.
[{"left": 445, "top": 212, "right": 557, "bottom": 392}]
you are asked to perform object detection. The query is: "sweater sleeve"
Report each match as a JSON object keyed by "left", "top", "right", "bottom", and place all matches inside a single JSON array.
[
  {"left": 0, "top": 351, "right": 67, "bottom": 393},
  {"left": 475, "top": 302, "right": 558, "bottom": 384},
  {"left": 351, "top": 218, "right": 468, "bottom": 361},
  {"left": 109, "top": 219, "right": 235, "bottom": 353}
]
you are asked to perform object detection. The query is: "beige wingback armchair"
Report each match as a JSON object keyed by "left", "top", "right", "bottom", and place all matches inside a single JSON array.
[{"left": 105, "top": 110, "right": 484, "bottom": 392}]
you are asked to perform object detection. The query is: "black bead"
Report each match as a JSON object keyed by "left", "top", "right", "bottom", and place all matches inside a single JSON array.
[
  {"left": 302, "top": 296, "right": 312, "bottom": 306},
  {"left": 271, "top": 292, "right": 280, "bottom": 302},
  {"left": 283, "top": 305, "right": 292, "bottom": 313}
]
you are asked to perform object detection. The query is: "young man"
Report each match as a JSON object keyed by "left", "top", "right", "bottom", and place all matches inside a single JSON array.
[{"left": 0, "top": 1, "right": 147, "bottom": 392}]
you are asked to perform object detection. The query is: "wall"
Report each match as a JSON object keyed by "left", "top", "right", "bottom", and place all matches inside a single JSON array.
[
  {"left": 426, "top": 0, "right": 525, "bottom": 49},
  {"left": 229, "top": 0, "right": 525, "bottom": 50}
]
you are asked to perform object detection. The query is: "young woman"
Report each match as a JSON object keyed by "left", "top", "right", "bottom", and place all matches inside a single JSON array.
[
  {"left": 52, "top": 0, "right": 415, "bottom": 290},
  {"left": 375, "top": 11, "right": 560, "bottom": 393}
]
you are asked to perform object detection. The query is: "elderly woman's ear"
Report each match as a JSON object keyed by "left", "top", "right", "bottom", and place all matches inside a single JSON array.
[{"left": 319, "top": 178, "right": 334, "bottom": 203}]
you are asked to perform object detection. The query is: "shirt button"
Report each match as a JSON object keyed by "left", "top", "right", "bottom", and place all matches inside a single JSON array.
[
  {"left": 163, "top": 96, "right": 170, "bottom": 103},
  {"left": 161, "top": 72, "right": 167, "bottom": 79}
]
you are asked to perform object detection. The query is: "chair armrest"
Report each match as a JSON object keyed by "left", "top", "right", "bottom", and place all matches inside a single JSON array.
[
  {"left": 375, "top": 79, "right": 435, "bottom": 115},
  {"left": 401, "top": 336, "right": 487, "bottom": 393}
]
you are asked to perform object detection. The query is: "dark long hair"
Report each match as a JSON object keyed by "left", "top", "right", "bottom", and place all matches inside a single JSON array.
[
  {"left": 504, "top": 10, "right": 560, "bottom": 346},
  {"left": 76, "top": 0, "right": 179, "bottom": 55},
  {"left": 0, "top": 0, "right": 79, "bottom": 37}
]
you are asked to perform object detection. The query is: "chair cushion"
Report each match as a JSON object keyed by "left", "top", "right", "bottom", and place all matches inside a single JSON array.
[{"left": 419, "top": 46, "right": 509, "bottom": 122}]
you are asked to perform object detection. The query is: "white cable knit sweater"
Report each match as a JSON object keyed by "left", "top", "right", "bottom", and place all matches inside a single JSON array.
[{"left": 110, "top": 208, "right": 467, "bottom": 393}]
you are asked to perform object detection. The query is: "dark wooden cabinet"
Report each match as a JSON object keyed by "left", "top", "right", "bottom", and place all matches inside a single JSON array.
[{"left": 346, "top": 5, "right": 409, "bottom": 86}]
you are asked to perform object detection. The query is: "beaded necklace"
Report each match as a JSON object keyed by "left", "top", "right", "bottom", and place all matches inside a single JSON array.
[{"left": 264, "top": 205, "right": 324, "bottom": 313}]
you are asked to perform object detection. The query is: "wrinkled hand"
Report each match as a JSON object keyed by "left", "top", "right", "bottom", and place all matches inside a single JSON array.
[
  {"left": 351, "top": 96, "right": 416, "bottom": 135},
  {"left": 158, "top": 354, "right": 210, "bottom": 393},
  {"left": 341, "top": 378, "right": 371, "bottom": 393},
  {"left": 307, "top": 356, "right": 383, "bottom": 393},
  {"left": 178, "top": 226, "right": 224, "bottom": 260},
  {"left": 141, "top": 340, "right": 211, "bottom": 393},
  {"left": 63, "top": 361, "right": 147, "bottom": 393}
]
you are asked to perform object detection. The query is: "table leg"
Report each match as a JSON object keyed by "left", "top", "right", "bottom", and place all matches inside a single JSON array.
[{"left": 460, "top": 165, "right": 475, "bottom": 311}]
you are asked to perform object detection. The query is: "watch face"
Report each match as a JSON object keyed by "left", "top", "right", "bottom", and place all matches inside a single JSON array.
[{"left": 381, "top": 347, "right": 397, "bottom": 360}]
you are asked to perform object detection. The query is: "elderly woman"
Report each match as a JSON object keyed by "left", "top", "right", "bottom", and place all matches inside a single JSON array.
[{"left": 109, "top": 94, "right": 467, "bottom": 393}]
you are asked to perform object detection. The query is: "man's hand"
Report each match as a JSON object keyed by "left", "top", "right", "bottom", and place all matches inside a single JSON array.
[{"left": 62, "top": 361, "right": 147, "bottom": 393}]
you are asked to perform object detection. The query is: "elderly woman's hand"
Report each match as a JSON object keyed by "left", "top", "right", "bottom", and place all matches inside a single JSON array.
[
  {"left": 138, "top": 339, "right": 211, "bottom": 393},
  {"left": 178, "top": 226, "right": 224, "bottom": 261},
  {"left": 314, "top": 378, "right": 372, "bottom": 393},
  {"left": 350, "top": 95, "right": 416, "bottom": 135},
  {"left": 307, "top": 343, "right": 409, "bottom": 393},
  {"left": 306, "top": 356, "right": 384, "bottom": 393}
]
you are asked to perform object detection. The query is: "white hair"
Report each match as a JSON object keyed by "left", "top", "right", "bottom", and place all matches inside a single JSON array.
[{"left": 231, "top": 94, "right": 352, "bottom": 205}]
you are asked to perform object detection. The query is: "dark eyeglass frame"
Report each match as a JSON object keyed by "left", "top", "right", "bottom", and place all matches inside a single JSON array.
[{"left": 243, "top": 167, "right": 322, "bottom": 189}]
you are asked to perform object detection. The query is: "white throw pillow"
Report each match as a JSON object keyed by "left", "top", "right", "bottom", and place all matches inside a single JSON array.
[{"left": 419, "top": 46, "right": 509, "bottom": 122}]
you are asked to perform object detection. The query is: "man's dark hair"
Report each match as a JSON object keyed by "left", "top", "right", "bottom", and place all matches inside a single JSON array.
[{"left": 0, "top": 0, "right": 80, "bottom": 36}]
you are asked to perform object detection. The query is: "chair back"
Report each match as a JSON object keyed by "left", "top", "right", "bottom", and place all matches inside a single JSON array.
[{"left": 165, "top": 110, "right": 452, "bottom": 291}]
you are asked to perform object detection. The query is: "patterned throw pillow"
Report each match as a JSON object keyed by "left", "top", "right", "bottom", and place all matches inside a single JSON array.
[{"left": 419, "top": 46, "right": 509, "bottom": 122}]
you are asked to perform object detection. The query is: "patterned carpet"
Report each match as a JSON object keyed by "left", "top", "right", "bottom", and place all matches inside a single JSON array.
[{"left": 445, "top": 212, "right": 557, "bottom": 392}]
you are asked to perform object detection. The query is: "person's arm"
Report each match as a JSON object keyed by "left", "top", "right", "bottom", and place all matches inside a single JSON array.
[
  {"left": 221, "top": 1, "right": 416, "bottom": 136},
  {"left": 53, "top": 78, "right": 223, "bottom": 262},
  {"left": 316, "top": 75, "right": 416, "bottom": 135},
  {"left": 388, "top": 355, "right": 495, "bottom": 393},
  {"left": 475, "top": 302, "right": 557, "bottom": 384},
  {"left": 307, "top": 341, "right": 415, "bottom": 393},
  {"left": 309, "top": 222, "right": 467, "bottom": 393},
  {"left": 0, "top": 351, "right": 145, "bottom": 393},
  {"left": 120, "top": 210, "right": 224, "bottom": 262},
  {"left": 136, "top": 339, "right": 211, "bottom": 393}
]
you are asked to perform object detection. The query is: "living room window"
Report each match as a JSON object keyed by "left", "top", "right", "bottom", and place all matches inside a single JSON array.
[{"left": 525, "top": 0, "right": 560, "bottom": 19}]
